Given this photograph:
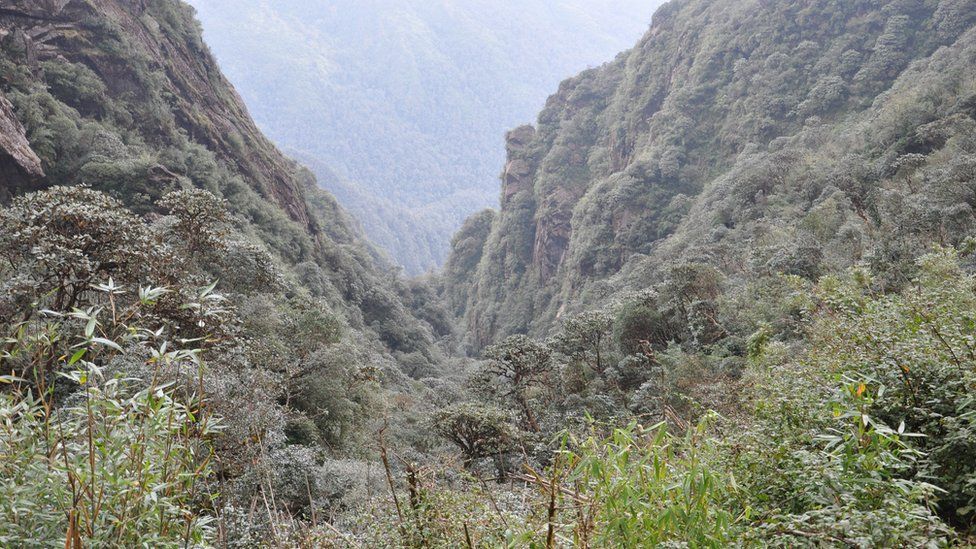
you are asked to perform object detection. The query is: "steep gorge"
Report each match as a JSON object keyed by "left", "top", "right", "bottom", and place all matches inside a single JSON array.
[
  {"left": 186, "top": 0, "right": 664, "bottom": 274},
  {"left": 4, "top": 0, "right": 976, "bottom": 544}
]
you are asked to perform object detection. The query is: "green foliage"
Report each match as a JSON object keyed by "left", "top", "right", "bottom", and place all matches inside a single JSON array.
[
  {"left": 287, "top": 342, "right": 380, "bottom": 450},
  {"left": 555, "top": 420, "right": 735, "bottom": 548},
  {"left": 443, "top": 209, "right": 495, "bottom": 316},
  {"left": 380, "top": 250, "right": 976, "bottom": 544},
  {"left": 807, "top": 249, "right": 976, "bottom": 529},
  {"left": 735, "top": 370, "right": 952, "bottom": 546},
  {"left": 6, "top": 0, "right": 976, "bottom": 545},
  {"left": 449, "top": 0, "right": 976, "bottom": 358},
  {"left": 746, "top": 323, "right": 772, "bottom": 363},
  {"left": 0, "top": 183, "right": 423, "bottom": 546},
  {"left": 38, "top": 60, "right": 108, "bottom": 115},
  {"left": 2, "top": 4, "right": 440, "bottom": 367},
  {"left": 0, "top": 186, "right": 172, "bottom": 315},
  {"left": 431, "top": 403, "right": 515, "bottom": 468},
  {"left": 0, "top": 280, "right": 221, "bottom": 547},
  {"left": 552, "top": 311, "right": 614, "bottom": 378},
  {"left": 481, "top": 335, "right": 554, "bottom": 432},
  {"left": 0, "top": 385, "right": 216, "bottom": 548},
  {"left": 613, "top": 291, "right": 676, "bottom": 354},
  {"left": 158, "top": 188, "right": 231, "bottom": 255}
]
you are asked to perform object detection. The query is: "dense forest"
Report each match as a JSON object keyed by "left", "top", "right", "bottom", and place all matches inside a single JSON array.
[
  {"left": 186, "top": 0, "right": 661, "bottom": 274},
  {"left": 2, "top": 0, "right": 976, "bottom": 547}
]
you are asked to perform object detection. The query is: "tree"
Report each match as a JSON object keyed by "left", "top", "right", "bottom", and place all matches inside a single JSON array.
[
  {"left": 552, "top": 311, "right": 614, "bottom": 378},
  {"left": 158, "top": 188, "right": 230, "bottom": 257},
  {"left": 432, "top": 403, "right": 515, "bottom": 474},
  {"left": 482, "top": 335, "right": 553, "bottom": 432},
  {"left": 614, "top": 292, "right": 676, "bottom": 354},
  {"left": 0, "top": 186, "right": 174, "bottom": 318}
]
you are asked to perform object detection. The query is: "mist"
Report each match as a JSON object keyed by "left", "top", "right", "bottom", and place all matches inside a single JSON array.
[{"left": 187, "top": 0, "right": 664, "bottom": 273}]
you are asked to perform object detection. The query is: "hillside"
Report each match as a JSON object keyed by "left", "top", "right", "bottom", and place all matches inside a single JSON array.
[
  {"left": 447, "top": 0, "right": 976, "bottom": 350},
  {"left": 429, "top": 0, "right": 976, "bottom": 540},
  {"left": 186, "top": 0, "right": 663, "bottom": 273},
  {"left": 0, "top": 0, "right": 444, "bottom": 353},
  {"left": 0, "top": 0, "right": 453, "bottom": 544}
]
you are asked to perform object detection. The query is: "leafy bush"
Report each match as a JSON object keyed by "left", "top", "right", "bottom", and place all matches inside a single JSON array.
[
  {"left": 550, "top": 420, "right": 735, "bottom": 548},
  {"left": 0, "top": 186, "right": 173, "bottom": 316},
  {"left": 0, "top": 283, "right": 220, "bottom": 547},
  {"left": 613, "top": 290, "right": 677, "bottom": 354},
  {"left": 431, "top": 403, "right": 515, "bottom": 470},
  {"left": 807, "top": 249, "right": 976, "bottom": 529}
]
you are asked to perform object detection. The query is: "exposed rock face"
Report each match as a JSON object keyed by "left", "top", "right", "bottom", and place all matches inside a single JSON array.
[
  {"left": 0, "top": 0, "right": 317, "bottom": 232},
  {"left": 0, "top": 0, "right": 71, "bottom": 19},
  {"left": 501, "top": 126, "right": 536, "bottom": 205},
  {"left": 501, "top": 124, "right": 577, "bottom": 283},
  {"left": 532, "top": 202, "right": 573, "bottom": 282},
  {"left": 0, "top": 91, "right": 43, "bottom": 195},
  {"left": 445, "top": 0, "right": 976, "bottom": 350}
]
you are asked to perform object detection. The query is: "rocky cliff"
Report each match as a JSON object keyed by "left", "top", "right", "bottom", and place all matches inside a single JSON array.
[
  {"left": 0, "top": 0, "right": 441, "bottom": 361},
  {"left": 0, "top": 92, "right": 42, "bottom": 197},
  {"left": 186, "top": 0, "right": 665, "bottom": 274},
  {"left": 0, "top": 0, "right": 318, "bottom": 230},
  {"left": 447, "top": 0, "right": 976, "bottom": 350}
]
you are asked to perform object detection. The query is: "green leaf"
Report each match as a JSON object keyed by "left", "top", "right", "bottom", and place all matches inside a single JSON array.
[
  {"left": 68, "top": 348, "right": 87, "bottom": 365},
  {"left": 199, "top": 280, "right": 219, "bottom": 298}
]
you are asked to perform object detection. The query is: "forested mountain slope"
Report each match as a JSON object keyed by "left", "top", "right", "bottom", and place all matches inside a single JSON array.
[
  {"left": 447, "top": 0, "right": 976, "bottom": 350},
  {"left": 186, "top": 0, "right": 663, "bottom": 274},
  {"left": 0, "top": 0, "right": 442, "bottom": 355},
  {"left": 4, "top": 0, "right": 976, "bottom": 545},
  {"left": 417, "top": 1, "right": 976, "bottom": 543}
]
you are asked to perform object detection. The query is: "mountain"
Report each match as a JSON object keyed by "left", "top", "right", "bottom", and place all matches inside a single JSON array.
[
  {"left": 0, "top": 1, "right": 452, "bottom": 543},
  {"left": 0, "top": 0, "right": 442, "bottom": 353},
  {"left": 185, "top": 0, "right": 664, "bottom": 273},
  {"left": 446, "top": 0, "right": 976, "bottom": 350},
  {"left": 427, "top": 0, "right": 976, "bottom": 542}
]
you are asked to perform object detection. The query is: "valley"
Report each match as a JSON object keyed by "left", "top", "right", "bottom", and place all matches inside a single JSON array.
[
  {"left": 186, "top": 0, "right": 664, "bottom": 273},
  {"left": 1, "top": 0, "right": 976, "bottom": 546}
]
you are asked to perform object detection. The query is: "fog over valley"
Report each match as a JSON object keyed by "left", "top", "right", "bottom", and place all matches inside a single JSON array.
[{"left": 186, "top": 0, "right": 664, "bottom": 273}]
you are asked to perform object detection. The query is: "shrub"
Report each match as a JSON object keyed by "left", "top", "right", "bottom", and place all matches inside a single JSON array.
[
  {"left": 0, "top": 286, "right": 220, "bottom": 547},
  {"left": 614, "top": 291, "right": 676, "bottom": 353},
  {"left": 808, "top": 248, "right": 976, "bottom": 529},
  {"left": 431, "top": 403, "right": 515, "bottom": 470},
  {"left": 0, "top": 186, "right": 174, "bottom": 315},
  {"left": 555, "top": 420, "right": 735, "bottom": 547}
]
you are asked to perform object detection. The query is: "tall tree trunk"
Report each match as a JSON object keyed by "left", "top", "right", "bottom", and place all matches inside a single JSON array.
[{"left": 518, "top": 392, "right": 540, "bottom": 432}]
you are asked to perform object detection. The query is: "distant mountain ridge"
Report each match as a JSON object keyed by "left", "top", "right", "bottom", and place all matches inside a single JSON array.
[{"left": 186, "top": 0, "right": 664, "bottom": 273}]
